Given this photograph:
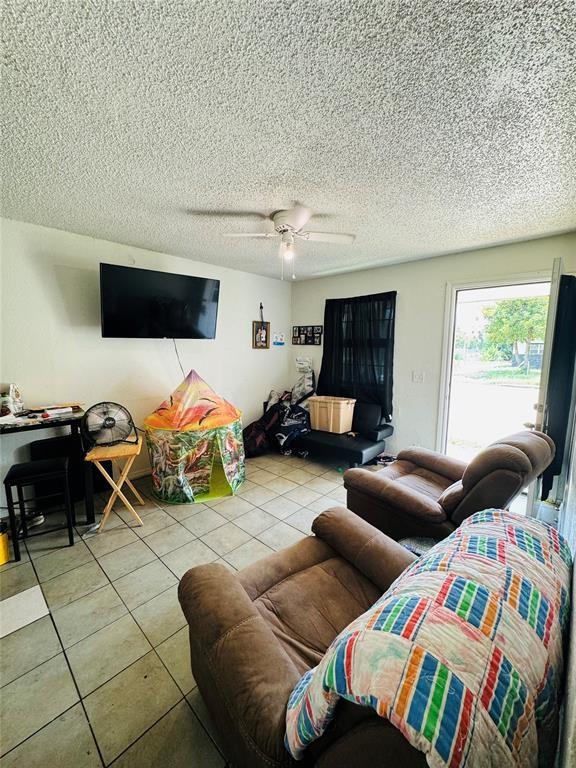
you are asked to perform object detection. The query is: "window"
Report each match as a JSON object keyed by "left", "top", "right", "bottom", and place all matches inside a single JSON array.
[{"left": 317, "top": 291, "right": 396, "bottom": 421}]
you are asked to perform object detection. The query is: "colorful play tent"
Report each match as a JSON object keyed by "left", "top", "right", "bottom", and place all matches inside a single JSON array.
[{"left": 144, "top": 370, "right": 245, "bottom": 503}]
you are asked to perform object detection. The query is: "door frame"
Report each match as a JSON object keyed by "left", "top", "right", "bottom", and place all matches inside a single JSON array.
[{"left": 435, "top": 271, "right": 553, "bottom": 453}]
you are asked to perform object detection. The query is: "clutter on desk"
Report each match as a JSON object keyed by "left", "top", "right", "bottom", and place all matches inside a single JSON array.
[
  {"left": 24, "top": 403, "right": 83, "bottom": 421},
  {"left": 0, "top": 383, "right": 24, "bottom": 416},
  {"left": 0, "top": 397, "right": 84, "bottom": 426},
  {"left": 27, "top": 402, "right": 83, "bottom": 413}
]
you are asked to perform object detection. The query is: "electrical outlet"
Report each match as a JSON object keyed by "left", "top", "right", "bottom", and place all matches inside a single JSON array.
[{"left": 412, "top": 371, "right": 424, "bottom": 384}]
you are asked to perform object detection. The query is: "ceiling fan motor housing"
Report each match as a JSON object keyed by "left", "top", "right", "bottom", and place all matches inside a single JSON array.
[{"left": 272, "top": 206, "right": 312, "bottom": 234}]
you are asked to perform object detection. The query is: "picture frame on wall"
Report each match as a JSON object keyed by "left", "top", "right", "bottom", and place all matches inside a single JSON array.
[
  {"left": 252, "top": 320, "right": 270, "bottom": 349},
  {"left": 292, "top": 324, "right": 323, "bottom": 345}
]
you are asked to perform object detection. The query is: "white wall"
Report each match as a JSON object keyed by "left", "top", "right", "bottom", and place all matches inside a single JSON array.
[
  {"left": 292, "top": 233, "right": 576, "bottom": 454},
  {"left": 2, "top": 220, "right": 575, "bottom": 492},
  {"left": 0, "top": 218, "right": 293, "bottom": 483}
]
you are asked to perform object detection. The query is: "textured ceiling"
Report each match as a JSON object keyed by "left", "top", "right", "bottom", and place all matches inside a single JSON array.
[{"left": 1, "top": 1, "right": 575, "bottom": 280}]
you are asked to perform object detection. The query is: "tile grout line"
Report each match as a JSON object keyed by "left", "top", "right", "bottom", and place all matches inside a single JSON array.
[
  {"left": 16, "top": 540, "right": 108, "bottom": 768},
  {"left": 83, "top": 505, "right": 231, "bottom": 768},
  {"left": 3, "top": 462, "right": 341, "bottom": 764},
  {"left": 9, "top": 533, "right": 217, "bottom": 765},
  {"left": 100, "top": 695, "right": 187, "bottom": 766},
  {"left": 181, "top": 690, "right": 229, "bottom": 761}
]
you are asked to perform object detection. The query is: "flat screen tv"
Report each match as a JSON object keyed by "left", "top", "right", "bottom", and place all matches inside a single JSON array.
[{"left": 100, "top": 263, "right": 220, "bottom": 339}]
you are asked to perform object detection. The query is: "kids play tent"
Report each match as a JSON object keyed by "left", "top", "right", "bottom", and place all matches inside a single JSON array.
[{"left": 144, "top": 370, "right": 245, "bottom": 503}]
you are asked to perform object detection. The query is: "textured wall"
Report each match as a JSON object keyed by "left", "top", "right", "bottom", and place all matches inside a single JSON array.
[
  {"left": 0, "top": 217, "right": 292, "bottom": 484},
  {"left": 1, "top": 0, "right": 575, "bottom": 279}
]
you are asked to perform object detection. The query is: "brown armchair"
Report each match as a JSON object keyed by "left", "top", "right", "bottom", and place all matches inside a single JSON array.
[
  {"left": 344, "top": 430, "right": 555, "bottom": 541},
  {"left": 178, "top": 507, "right": 425, "bottom": 768}
]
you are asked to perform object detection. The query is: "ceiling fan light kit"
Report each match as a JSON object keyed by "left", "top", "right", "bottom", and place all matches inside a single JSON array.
[{"left": 221, "top": 205, "right": 355, "bottom": 280}]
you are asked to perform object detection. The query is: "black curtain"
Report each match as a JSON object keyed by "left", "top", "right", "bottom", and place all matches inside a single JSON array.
[
  {"left": 542, "top": 275, "right": 576, "bottom": 500},
  {"left": 317, "top": 291, "right": 396, "bottom": 421}
]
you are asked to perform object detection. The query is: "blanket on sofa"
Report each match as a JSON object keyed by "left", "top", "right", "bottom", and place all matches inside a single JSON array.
[{"left": 285, "top": 510, "right": 572, "bottom": 767}]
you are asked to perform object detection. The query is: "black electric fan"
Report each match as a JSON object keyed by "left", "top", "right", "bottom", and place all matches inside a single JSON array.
[{"left": 81, "top": 402, "right": 138, "bottom": 450}]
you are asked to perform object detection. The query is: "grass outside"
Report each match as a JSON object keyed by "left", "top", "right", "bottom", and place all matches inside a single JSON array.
[{"left": 466, "top": 366, "right": 541, "bottom": 386}]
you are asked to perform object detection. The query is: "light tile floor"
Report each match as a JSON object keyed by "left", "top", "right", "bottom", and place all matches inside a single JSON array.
[{"left": 0, "top": 453, "right": 351, "bottom": 767}]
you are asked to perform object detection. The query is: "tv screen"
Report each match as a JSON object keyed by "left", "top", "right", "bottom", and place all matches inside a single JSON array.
[{"left": 100, "top": 263, "right": 220, "bottom": 339}]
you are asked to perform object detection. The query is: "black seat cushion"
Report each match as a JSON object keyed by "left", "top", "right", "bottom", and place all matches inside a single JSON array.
[
  {"left": 294, "top": 426, "right": 393, "bottom": 465},
  {"left": 4, "top": 457, "right": 69, "bottom": 485}
]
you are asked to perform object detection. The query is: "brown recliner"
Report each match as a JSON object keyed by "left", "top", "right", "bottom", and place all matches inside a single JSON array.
[
  {"left": 344, "top": 430, "right": 555, "bottom": 541},
  {"left": 178, "top": 507, "right": 426, "bottom": 768}
]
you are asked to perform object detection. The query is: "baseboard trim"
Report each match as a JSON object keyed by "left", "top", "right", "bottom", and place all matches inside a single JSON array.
[{"left": 130, "top": 468, "right": 152, "bottom": 480}]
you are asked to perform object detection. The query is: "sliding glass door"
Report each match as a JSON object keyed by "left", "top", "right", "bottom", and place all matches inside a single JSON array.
[{"left": 442, "top": 280, "right": 551, "bottom": 514}]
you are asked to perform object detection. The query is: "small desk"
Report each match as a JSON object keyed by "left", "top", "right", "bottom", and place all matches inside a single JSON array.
[
  {"left": 0, "top": 410, "right": 97, "bottom": 523},
  {"left": 0, "top": 410, "right": 84, "bottom": 436}
]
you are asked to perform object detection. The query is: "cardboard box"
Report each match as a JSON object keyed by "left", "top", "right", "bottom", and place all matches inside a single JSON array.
[{"left": 309, "top": 396, "right": 356, "bottom": 434}]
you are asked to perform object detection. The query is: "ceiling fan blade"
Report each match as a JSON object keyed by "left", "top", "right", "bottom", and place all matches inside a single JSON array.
[
  {"left": 300, "top": 231, "right": 356, "bottom": 244},
  {"left": 223, "top": 232, "right": 277, "bottom": 239},
  {"left": 185, "top": 208, "right": 268, "bottom": 219}
]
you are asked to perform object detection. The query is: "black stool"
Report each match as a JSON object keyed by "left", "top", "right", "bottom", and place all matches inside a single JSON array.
[{"left": 3, "top": 457, "right": 75, "bottom": 562}]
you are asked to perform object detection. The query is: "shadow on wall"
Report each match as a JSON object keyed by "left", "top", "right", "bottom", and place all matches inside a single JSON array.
[{"left": 52, "top": 263, "right": 101, "bottom": 328}]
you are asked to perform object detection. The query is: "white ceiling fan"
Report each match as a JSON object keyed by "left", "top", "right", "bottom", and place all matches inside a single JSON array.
[{"left": 221, "top": 205, "right": 355, "bottom": 280}]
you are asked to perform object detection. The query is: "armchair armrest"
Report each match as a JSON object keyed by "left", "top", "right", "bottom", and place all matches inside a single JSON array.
[
  {"left": 312, "top": 507, "right": 416, "bottom": 592},
  {"left": 178, "top": 564, "right": 299, "bottom": 766},
  {"left": 344, "top": 468, "right": 447, "bottom": 521},
  {"left": 396, "top": 447, "right": 467, "bottom": 481}
]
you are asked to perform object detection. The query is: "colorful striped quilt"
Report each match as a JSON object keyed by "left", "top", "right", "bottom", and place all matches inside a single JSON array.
[{"left": 285, "top": 510, "right": 572, "bottom": 767}]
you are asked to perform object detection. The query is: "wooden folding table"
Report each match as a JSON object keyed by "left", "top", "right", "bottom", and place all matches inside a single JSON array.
[{"left": 84, "top": 436, "right": 145, "bottom": 532}]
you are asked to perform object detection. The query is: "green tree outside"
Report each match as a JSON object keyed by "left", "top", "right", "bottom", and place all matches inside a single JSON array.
[{"left": 482, "top": 297, "right": 548, "bottom": 372}]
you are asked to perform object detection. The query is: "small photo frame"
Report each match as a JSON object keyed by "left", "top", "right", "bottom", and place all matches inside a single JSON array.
[
  {"left": 292, "top": 324, "right": 323, "bottom": 344},
  {"left": 252, "top": 321, "right": 270, "bottom": 349}
]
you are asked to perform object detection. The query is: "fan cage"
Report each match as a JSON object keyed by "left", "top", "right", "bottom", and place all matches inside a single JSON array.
[{"left": 81, "top": 402, "right": 138, "bottom": 450}]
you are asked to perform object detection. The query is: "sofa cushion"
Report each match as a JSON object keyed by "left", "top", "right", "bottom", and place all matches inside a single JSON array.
[
  {"left": 249, "top": 556, "right": 381, "bottom": 676},
  {"left": 437, "top": 479, "right": 466, "bottom": 513},
  {"left": 397, "top": 447, "right": 467, "bottom": 482},
  {"left": 295, "top": 430, "right": 390, "bottom": 465},
  {"left": 462, "top": 431, "right": 554, "bottom": 491},
  {"left": 374, "top": 459, "right": 453, "bottom": 501}
]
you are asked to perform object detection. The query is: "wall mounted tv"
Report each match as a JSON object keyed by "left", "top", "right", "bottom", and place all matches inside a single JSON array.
[{"left": 100, "top": 263, "right": 220, "bottom": 339}]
